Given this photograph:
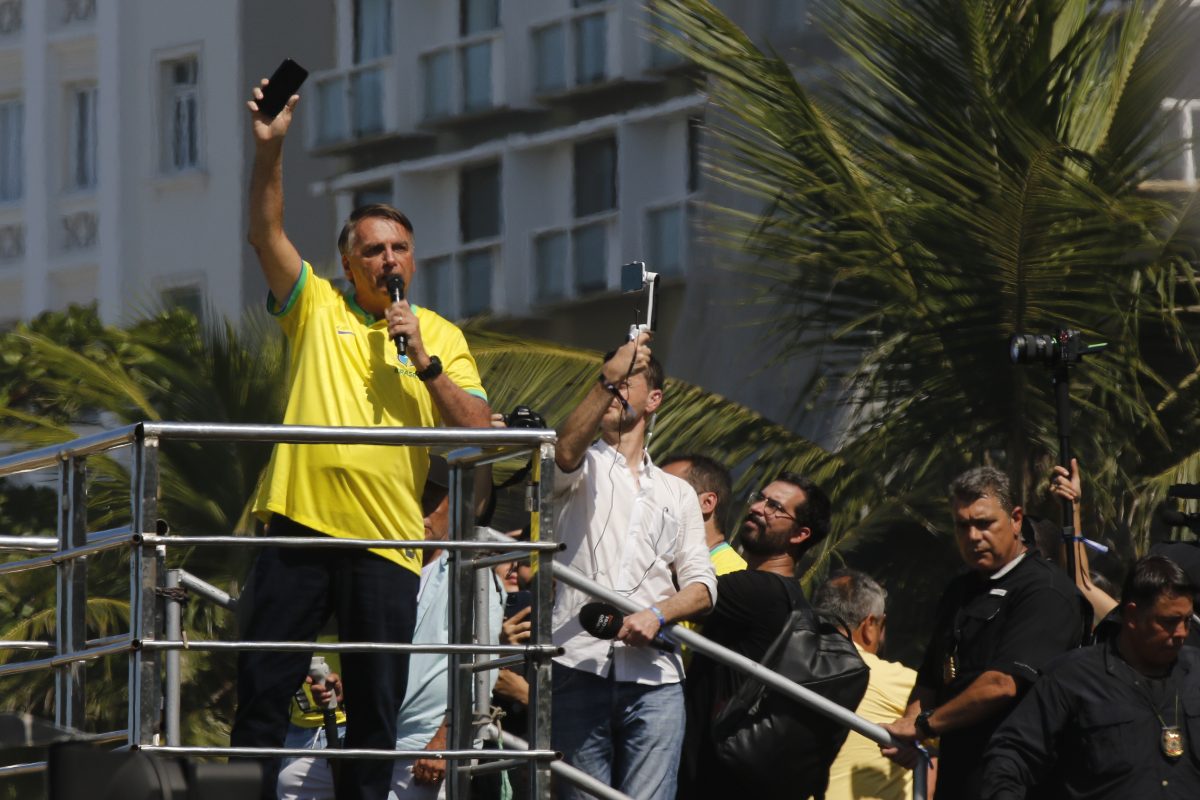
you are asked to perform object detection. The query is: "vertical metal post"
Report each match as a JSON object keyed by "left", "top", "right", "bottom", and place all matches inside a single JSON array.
[
  {"left": 473, "top": 523, "right": 492, "bottom": 729},
  {"left": 164, "top": 568, "right": 182, "bottom": 746},
  {"left": 527, "top": 442, "right": 556, "bottom": 800},
  {"left": 128, "top": 431, "right": 164, "bottom": 746},
  {"left": 55, "top": 456, "right": 88, "bottom": 730},
  {"left": 447, "top": 460, "right": 476, "bottom": 800}
]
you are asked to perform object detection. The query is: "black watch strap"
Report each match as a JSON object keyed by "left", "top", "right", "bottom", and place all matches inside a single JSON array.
[
  {"left": 915, "top": 709, "right": 936, "bottom": 738},
  {"left": 417, "top": 355, "right": 443, "bottom": 382}
]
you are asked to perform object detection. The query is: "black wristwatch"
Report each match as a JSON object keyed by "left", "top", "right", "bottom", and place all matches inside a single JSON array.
[
  {"left": 416, "top": 355, "right": 443, "bottom": 382},
  {"left": 915, "top": 709, "right": 937, "bottom": 738}
]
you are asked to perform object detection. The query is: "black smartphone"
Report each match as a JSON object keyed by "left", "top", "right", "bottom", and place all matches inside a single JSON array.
[
  {"left": 505, "top": 590, "right": 533, "bottom": 618},
  {"left": 257, "top": 58, "right": 309, "bottom": 118}
]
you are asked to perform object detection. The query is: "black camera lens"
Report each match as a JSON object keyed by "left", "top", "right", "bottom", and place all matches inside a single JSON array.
[
  {"left": 504, "top": 405, "right": 547, "bottom": 429},
  {"left": 1009, "top": 333, "right": 1056, "bottom": 365}
]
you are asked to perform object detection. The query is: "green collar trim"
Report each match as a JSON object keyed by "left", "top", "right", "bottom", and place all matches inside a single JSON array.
[{"left": 341, "top": 287, "right": 424, "bottom": 326}]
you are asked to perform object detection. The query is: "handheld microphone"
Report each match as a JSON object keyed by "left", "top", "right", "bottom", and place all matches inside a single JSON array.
[
  {"left": 386, "top": 274, "right": 407, "bottom": 357},
  {"left": 579, "top": 602, "right": 675, "bottom": 653},
  {"left": 308, "top": 656, "right": 341, "bottom": 749}
]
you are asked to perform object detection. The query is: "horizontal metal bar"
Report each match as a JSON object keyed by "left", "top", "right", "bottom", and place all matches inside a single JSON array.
[
  {"left": 0, "top": 633, "right": 131, "bottom": 653},
  {"left": 0, "top": 552, "right": 55, "bottom": 577},
  {"left": 88, "top": 525, "right": 133, "bottom": 542},
  {"left": 0, "top": 640, "right": 52, "bottom": 651},
  {"left": 141, "top": 640, "right": 560, "bottom": 656},
  {"left": 0, "top": 762, "right": 46, "bottom": 779},
  {"left": 139, "top": 422, "right": 554, "bottom": 447},
  {"left": 177, "top": 569, "right": 238, "bottom": 610},
  {"left": 50, "top": 637, "right": 138, "bottom": 667},
  {"left": 491, "top": 729, "right": 626, "bottom": 800},
  {"left": 471, "top": 549, "right": 549, "bottom": 571},
  {"left": 468, "top": 654, "right": 529, "bottom": 672},
  {"left": 139, "top": 534, "right": 559, "bottom": 552},
  {"left": 0, "top": 531, "right": 138, "bottom": 576},
  {"left": 0, "top": 536, "right": 58, "bottom": 552},
  {"left": 0, "top": 425, "right": 140, "bottom": 477},
  {"left": 138, "top": 745, "right": 558, "bottom": 761},
  {"left": 0, "top": 655, "right": 56, "bottom": 678},
  {"left": 78, "top": 729, "right": 130, "bottom": 745},
  {"left": 461, "top": 758, "right": 527, "bottom": 777}
]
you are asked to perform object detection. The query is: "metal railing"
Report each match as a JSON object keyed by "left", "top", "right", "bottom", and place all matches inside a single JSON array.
[
  {"left": 0, "top": 421, "right": 929, "bottom": 800},
  {"left": 0, "top": 422, "right": 560, "bottom": 800}
]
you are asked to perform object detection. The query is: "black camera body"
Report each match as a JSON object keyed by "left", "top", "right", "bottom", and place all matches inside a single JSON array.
[
  {"left": 503, "top": 405, "right": 547, "bottom": 429},
  {"left": 1009, "top": 328, "right": 1107, "bottom": 366}
]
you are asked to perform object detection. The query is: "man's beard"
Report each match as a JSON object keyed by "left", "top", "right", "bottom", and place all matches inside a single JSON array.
[{"left": 739, "top": 518, "right": 786, "bottom": 557}]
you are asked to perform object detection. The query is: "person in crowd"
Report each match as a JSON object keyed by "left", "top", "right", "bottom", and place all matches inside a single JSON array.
[
  {"left": 882, "top": 466, "right": 1086, "bottom": 800},
  {"left": 677, "top": 473, "right": 833, "bottom": 800},
  {"left": 233, "top": 77, "right": 491, "bottom": 800},
  {"left": 1047, "top": 458, "right": 1119, "bottom": 624},
  {"left": 549, "top": 334, "right": 716, "bottom": 800},
  {"left": 981, "top": 555, "right": 1200, "bottom": 799},
  {"left": 277, "top": 459, "right": 504, "bottom": 800},
  {"left": 815, "top": 570, "right": 923, "bottom": 800},
  {"left": 660, "top": 453, "right": 747, "bottom": 575}
]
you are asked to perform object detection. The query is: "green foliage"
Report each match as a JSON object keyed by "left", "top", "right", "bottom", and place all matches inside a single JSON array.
[{"left": 654, "top": 0, "right": 1200, "bottom": 560}]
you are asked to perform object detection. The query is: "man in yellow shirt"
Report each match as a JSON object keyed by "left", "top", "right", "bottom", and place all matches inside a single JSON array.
[
  {"left": 232, "top": 78, "right": 491, "bottom": 800},
  {"left": 814, "top": 569, "right": 920, "bottom": 800}
]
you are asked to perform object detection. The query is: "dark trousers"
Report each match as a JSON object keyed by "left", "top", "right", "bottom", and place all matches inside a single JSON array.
[{"left": 231, "top": 515, "right": 419, "bottom": 800}]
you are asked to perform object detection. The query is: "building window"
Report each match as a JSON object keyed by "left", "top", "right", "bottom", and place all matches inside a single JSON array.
[
  {"left": 461, "top": 41, "right": 493, "bottom": 112},
  {"left": 534, "top": 231, "right": 567, "bottom": 303},
  {"left": 533, "top": 25, "right": 566, "bottom": 94},
  {"left": 572, "top": 222, "right": 607, "bottom": 293},
  {"left": 162, "top": 57, "right": 200, "bottom": 172},
  {"left": 161, "top": 284, "right": 204, "bottom": 322},
  {"left": 68, "top": 85, "right": 98, "bottom": 190},
  {"left": 422, "top": 50, "right": 453, "bottom": 120},
  {"left": 646, "top": 205, "right": 684, "bottom": 276},
  {"left": 422, "top": 256, "right": 455, "bottom": 317},
  {"left": 574, "top": 136, "right": 617, "bottom": 217},
  {"left": 461, "top": 0, "right": 499, "bottom": 36},
  {"left": 0, "top": 98, "right": 22, "bottom": 202},
  {"left": 460, "top": 162, "right": 501, "bottom": 242},
  {"left": 573, "top": 12, "right": 607, "bottom": 85},
  {"left": 354, "top": 0, "right": 392, "bottom": 62},
  {"left": 460, "top": 249, "right": 493, "bottom": 316}
]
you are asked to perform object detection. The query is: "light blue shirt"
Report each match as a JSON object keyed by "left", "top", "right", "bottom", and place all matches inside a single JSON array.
[{"left": 395, "top": 551, "right": 505, "bottom": 750}]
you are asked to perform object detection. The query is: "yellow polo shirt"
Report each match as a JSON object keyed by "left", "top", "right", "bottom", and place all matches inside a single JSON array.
[
  {"left": 253, "top": 262, "right": 487, "bottom": 576},
  {"left": 824, "top": 647, "right": 917, "bottom": 800}
]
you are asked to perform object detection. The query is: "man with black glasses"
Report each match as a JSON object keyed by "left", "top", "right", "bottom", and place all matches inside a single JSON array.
[{"left": 677, "top": 473, "right": 834, "bottom": 800}]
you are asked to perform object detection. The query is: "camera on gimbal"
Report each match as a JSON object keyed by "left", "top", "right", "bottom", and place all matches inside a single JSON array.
[
  {"left": 1009, "top": 328, "right": 1107, "bottom": 366},
  {"left": 503, "top": 405, "right": 547, "bottom": 430}
]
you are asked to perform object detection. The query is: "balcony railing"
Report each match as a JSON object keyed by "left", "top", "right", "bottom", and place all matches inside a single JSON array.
[
  {"left": 419, "top": 30, "right": 506, "bottom": 123},
  {"left": 309, "top": 58, "right": 397, "bottom": 148}
]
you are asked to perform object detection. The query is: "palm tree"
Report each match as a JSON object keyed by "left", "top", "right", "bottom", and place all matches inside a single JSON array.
[
  {"left": 0, "top": 304, "right": 288, "bottom": 748},
  {"left": 653, "top": 0, "right": 1200, "bottom": 558}
]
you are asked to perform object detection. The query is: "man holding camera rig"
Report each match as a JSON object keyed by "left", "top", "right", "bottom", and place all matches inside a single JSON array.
[
  {"left": 234, "top": 77, "right": 491, "bottom": 800},
  {"left": 882, "top": 467, "right": 1086, "bottom": 800},
  {"left": 549, "top": 333, "right": 716, "bottom": 800}
]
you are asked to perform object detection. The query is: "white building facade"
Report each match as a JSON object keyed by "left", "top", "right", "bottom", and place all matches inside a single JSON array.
[{"left": 0, "top": 0, "right": 337, "bottom": 327}]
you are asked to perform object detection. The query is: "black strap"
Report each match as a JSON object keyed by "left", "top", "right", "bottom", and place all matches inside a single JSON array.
[{"left": 772, "top": 573, "right": 807, "bottom": 612}]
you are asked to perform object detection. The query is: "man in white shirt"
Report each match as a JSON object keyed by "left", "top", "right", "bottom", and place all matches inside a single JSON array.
[{"left": 549, "top": 333, "right": 717, "bottom": 800}]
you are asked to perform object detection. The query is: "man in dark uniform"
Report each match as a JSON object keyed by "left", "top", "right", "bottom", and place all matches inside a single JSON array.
[
  {"left": 882, "top": 467, "right": 1085, "bottom": 800},
  {"left": 981, "top": 555, "right": 1200, "bottom": 799}
]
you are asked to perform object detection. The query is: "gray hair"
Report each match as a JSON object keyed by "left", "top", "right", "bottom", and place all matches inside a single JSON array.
[
  {"left": 813, "top": 569, "right": 887, "bottom": 629},
  {"left": 949, "top": 466, "right": 1015, "bottom": 515}
]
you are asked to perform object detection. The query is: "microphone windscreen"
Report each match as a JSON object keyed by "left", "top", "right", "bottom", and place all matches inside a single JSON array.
[
  {"left": 580, "top": 602, "right": 623, "bottom": 640},
  {"left": 386, "top": 274, "right": 406, "bottom": 301}
]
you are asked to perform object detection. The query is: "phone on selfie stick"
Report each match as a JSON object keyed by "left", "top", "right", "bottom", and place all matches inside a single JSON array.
[{"left": 257, "top": 58, "right": 309, "bottom": 118}]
